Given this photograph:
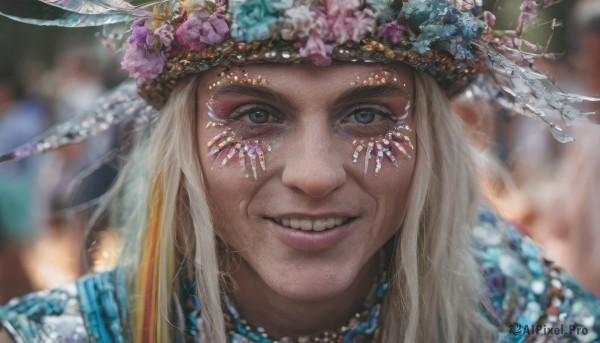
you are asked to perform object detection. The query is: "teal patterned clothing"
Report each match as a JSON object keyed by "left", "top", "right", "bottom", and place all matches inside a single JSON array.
[{"left": 1, "top": 209, "right": 599, "bottom": 342}]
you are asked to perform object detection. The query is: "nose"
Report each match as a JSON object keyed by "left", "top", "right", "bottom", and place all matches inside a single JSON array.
[{"left": 281, "top": 123, "right": 347, "bottom": 198}]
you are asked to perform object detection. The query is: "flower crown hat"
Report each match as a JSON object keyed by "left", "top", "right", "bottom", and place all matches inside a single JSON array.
[{"left": 0, "top": 0, "right": 599, "bottom": 162}]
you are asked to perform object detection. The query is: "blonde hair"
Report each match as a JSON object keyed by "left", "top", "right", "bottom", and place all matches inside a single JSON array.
[
  {"left": 381, "top": 72, "right": 495, "bottom": 342},
  {"left": 111, "top": 70, "right": 495, "bottom": 342},
  {"left": 112, "top": 76, "right": 227, "bottom": 342}
]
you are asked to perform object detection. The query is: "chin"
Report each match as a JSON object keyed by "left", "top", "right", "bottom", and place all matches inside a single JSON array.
[{"left": 260, "top": 259, "right": 363, "bottom": 303}]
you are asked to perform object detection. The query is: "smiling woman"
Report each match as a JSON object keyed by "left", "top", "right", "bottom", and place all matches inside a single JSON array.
[{"left": 1, "top": 0, "right": 600, "bottom": 343}]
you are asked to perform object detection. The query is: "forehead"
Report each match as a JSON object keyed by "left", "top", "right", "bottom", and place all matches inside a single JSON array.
[{"left": 199, "top": 62, "right": 414, "bottom": 99}]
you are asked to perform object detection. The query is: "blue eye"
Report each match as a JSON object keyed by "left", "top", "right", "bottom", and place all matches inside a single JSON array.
[
  {"left": 352, "top": 110, "right": 376, "bottom": 124},
  {"left": 247, "top": 109, "right": 271, "bottom": 124},
  {"left": 345, "top": 106, "right": 394, "bottom": 125},
  {"left": 230, "top": 105, "right": 279, "bottom": 125}
]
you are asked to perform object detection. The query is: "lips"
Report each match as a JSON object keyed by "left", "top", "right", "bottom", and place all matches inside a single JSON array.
[
  {"left": 267, "top": 215, "right": 355, "bottom": 252},
  {"left": 271, "top": 217, "right": 350, "bottom": 232}
]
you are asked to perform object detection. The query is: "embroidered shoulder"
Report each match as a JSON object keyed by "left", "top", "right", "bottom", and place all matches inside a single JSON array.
[
  {"left": 472, "top": 209, "right": 600, "bottom": 342},
  {"left": 0, "top": 282, "right": 88, "bottom": 343},
  {"left": 76, "top": 271, "right": 127, "bottom": 343},
  {"left": 0, "top": 271, "right": 126, "bottom": 343}
]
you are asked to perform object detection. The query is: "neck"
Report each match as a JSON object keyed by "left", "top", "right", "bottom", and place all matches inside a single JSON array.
[{"left": 228, "top": 256, "right": 377, "bottom": 340}]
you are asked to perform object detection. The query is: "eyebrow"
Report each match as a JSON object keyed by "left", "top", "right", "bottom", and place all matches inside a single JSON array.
[
  {"left": 208, "top": 83, "right": 412, "bottom": 106},
  {"left": 210, "top": 84, "right": 291, "bottom": 103},
  {"left": 335, "top": 84, "right": 412, "bottom": 104}
]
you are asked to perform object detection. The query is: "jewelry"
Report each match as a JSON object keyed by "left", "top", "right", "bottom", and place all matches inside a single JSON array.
[
  {"left": 223, "top": 253, "right": 389, "bottom": 343},
  {"left": 206, "top": 121, "right": 272, "bottom": 180},
  {"left": 352, "top": 124, "right": 414, "bottom": 177},
  {"left": 350, "top": 68, "right": 409, "bottom": 90},
  {"left": 209, "top": 69, "right": 269, "bottom": 91}
]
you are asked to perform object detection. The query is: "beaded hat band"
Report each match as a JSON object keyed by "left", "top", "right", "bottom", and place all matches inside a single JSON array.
[
  {"left": 139, "top": 37, "right": 481, "bottom": 109},
  {"left": 132, "top": 0, "right": 487, "bottom": 108}
]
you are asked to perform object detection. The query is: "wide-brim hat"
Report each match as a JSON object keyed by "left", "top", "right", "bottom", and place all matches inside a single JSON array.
[{"left": 1, "top": 0, "right": 599, "bottom": 163}]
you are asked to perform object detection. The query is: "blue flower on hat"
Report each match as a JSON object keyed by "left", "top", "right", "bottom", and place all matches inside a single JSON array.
[
  {"left": 230, "top": 0, "right": 293, "bottom": 42},
  {"left": 402, "top": 0, "right": 484, "bottom": 60}
]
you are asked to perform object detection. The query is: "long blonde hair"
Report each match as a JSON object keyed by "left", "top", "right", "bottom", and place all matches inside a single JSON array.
[
  {"left": 380, "top": 72, "right": 495, "bottom": 342},
  {"left": 111, "top": 69, "right": 495, "bottom": 342}
]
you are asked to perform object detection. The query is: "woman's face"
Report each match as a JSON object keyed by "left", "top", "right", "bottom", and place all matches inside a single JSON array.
[{"left": 197, "top": 63, "right": 416, "bottom": 302}]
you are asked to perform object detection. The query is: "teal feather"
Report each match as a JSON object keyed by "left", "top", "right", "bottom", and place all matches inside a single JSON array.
[
  {"left": 0, "top": 0, "right": 148, "bottom": 27},
  {"left": 0, "top": 10, "right": 135, "bottom": 27},
  {"left": 38, "top": 0, "right": 137, "bottom": 15},
  {"left": 38, "top": 0, "right": 169, "bottom": 15}
]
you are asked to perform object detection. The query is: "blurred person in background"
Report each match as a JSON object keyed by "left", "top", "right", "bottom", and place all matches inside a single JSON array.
[
  {"left": 0, "top": 66, "right": 48, "bottom": 304},
  {"left": 567, "top": 0, "right": 600, "bottom": 103},
  {"left": 525, "top": 0, "right": 600, "bottom": 296},
  {"left": 446, "top": 0, "right": 600, "bottom": 297},
  {"left": 29, "top": 46, "right": 123, "bottom": 287},
  {"left": 40, "top": 47, "right": 109, "bottom": 160},
  {"left": 452, "top": 97, "right": 529, "bottom": 227}
]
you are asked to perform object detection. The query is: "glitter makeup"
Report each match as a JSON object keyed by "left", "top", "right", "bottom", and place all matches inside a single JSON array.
[
  {"left": 208, "top": 68, "right": 269, "bottom": 90},
  {"left": 350, "top": 68, "right": 410, "bottom": 91},
  {"left": 206, "top": 121, "right": 272, "bottom": 180},
  {"left": 204, "top": 69, "right": 273, "bottom": 179},
  {"left": 206, "top": 68, "right": 270, "bottom": 123},
  {"left": 352, "top": 123, "right": 413, "bottom": 177},
  {"left": 349, "top": 70, "right": 413, "bottom": 177}
]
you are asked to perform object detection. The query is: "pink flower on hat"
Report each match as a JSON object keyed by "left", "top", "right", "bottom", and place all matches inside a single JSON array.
[
  {"left": 121, "top": 19, "right": 166, "bottom": 84},
  {"left": 176, "top": 10, "right": 229, "bottom": 51}
]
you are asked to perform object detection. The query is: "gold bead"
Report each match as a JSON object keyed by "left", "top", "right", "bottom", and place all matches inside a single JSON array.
[{"left": 362, "top": 45, "right": 374, "bottom": 52}]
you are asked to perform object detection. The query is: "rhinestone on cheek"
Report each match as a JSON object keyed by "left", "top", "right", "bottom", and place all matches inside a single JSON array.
[
  {"left": 205, "top": 121, "right": 272, "bottom": 180},
  {"left": 352, "top": 124, "right": 413, "bottom": 177}
]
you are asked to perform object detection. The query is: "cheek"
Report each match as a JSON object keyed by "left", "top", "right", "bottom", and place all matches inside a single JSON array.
[
  {"left": 199, "top": 130, "right": 254, "bottom": 249},
  {"left": 360, "top": 132, "right": 416, "bottom": 238},
  {"left": 204, "top": 176, "right": 259, "bottom": 251},
  {"left": 373, "top": 163, "right": 414, "bottom": 228}
]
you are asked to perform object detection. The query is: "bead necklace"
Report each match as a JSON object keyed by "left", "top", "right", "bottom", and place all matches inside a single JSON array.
[
  {"left": 222, "top": 255, "right": 389, "bottom": 343},
  {"left": 224, "top": 280, "right": 388, "bottom": 343}
]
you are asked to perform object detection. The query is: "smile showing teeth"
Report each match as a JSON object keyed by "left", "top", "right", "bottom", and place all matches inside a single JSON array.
[{"left": 272, "top": 217, "right": 348, "bottom": 232}]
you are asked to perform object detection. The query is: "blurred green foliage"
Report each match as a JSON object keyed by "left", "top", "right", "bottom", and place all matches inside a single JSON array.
[
  {"left": 486, "top": 0, "right": 576, "bottom": 54},
  {"left": 0, "top": 19, "right": 97, "bottom": 68}
]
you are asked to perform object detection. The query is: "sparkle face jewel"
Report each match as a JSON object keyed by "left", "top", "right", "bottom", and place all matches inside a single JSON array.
[
  {"left": 352, "top": 122, "right": 414, "bottom": 177},
  {"left": 350, "top": 68, "right": 408, "bottom": 88},
  {"left": 350, "top": 68, "right": 414, "bottom": 178},
  {"left": 206, "top": 121, "right": 272, "bottom": 180},
  {"left": 208, "top": 68, "right": 269, "bottom": 91}
]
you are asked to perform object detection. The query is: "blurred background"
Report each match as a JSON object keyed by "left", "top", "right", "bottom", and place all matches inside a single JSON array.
[
  {"left": 0, "top": 6, "right": 126, "bottom": 302},
  {"left": 0, "top": 0, "right": 598, "bottom": 304}
]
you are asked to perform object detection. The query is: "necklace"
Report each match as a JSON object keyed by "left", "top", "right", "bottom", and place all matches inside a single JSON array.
[
  {"left": 222, "top": 252, "right": 389, "bottom": 343},
  {"left": 224, "top": 278, "right": 388, "bottom": 343},
  {"left": 182, "top": 251, "right": 390, "bottom": 343}
]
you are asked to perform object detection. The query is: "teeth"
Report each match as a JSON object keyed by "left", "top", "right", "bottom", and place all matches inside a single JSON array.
[
  {"left": 313, "top": 220, "right": 327, "bottom": 232},
  {"left": 326, "top": 218, "right": 335, "bottom": 229},
  {"left": 300, "top": 220, "right": 312, "bottom": 231},
  {"left": 273, "top": 217, "right": 349, "bottom": 231}
]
